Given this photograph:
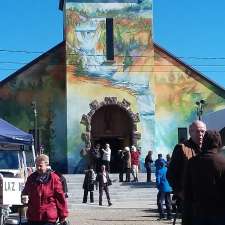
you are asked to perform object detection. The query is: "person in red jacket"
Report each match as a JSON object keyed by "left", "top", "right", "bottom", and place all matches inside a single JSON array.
[
  {"left": 131, "top": 145, "right": 141, "bottom": 182},
  {"left": 22, "top": 154, "right": 68, "bottom": 225}
]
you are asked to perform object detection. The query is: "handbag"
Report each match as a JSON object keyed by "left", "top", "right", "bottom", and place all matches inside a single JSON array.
[{"left": 107, "top": 178, "right": 112, "bottom": 186}]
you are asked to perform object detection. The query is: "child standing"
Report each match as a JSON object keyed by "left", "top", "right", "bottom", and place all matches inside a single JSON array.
[
  {"left": 82, "top": 167, "right": 96, "bottom": 203},
  {"left": 155, "top": 160, "right": 172, "bottom": 220}
]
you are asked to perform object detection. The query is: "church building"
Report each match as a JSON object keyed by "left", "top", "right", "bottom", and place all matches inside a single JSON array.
[{"left": 0, "top": 0, "right": 225, "bottom": 173}]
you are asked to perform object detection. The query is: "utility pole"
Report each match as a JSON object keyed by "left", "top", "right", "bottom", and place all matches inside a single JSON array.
[{"left": 31, "top": 101, "right": 38, "bottom": 155}]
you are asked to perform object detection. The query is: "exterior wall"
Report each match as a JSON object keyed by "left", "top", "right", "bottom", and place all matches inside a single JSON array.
[
  {"left": 153, "top": 48, "right": 225, "bottom": 156},
  {"left": 0, "top": 1, "right": 225, "bottom": 173},
  {"left": 0, "top": 45, "right": 67, "bottom": 172},
  {"left": 65, "top": 0, "right": 153, "bottom": 172}
]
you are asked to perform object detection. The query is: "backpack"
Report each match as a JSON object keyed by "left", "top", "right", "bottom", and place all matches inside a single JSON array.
[{"left": 54, "top": 171, "right": 68, "bottom": 198}]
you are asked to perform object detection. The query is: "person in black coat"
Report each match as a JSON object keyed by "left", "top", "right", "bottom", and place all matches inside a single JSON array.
[
  {"left": 96, "top": 165, "right": 112, "bottom": 206},
  {"left": 184, "top": 130, "right": 225, "bottom": 225},
  {"left": 82, "top": 167, "right": 96, "bottom": 203},
  {"left": 144, "top": 150, "right": 153, "bottom": 182},
  {"left": 118, "top": 149, "right": 126, "bottom": 182}
]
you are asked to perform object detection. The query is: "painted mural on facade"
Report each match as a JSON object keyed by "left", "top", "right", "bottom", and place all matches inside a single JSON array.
[
  {"left": 66, "top": 0, "right": 154, "bottom": 172},
  {"left": 153, "top": 48, "right": 225, "bottom": 155},
  {"left": 0, "top": 1, "right": 225, "bottom": 174},
  {"left": 0, "top": 44, "right": 68, "bottom": 172},
  {"left": 65, "top": 0, "right": 225, "bottom": 173}
]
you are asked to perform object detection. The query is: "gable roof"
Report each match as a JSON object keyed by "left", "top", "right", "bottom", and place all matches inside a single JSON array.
[
  {"left": 0, "top": 40, "right": 224, "bottom": 100},
  {"left": 154, "top": 43, "right": 225, "bottom": 99},
  {"left": 0, "top": 41, "right": 65, "bottom": 86}
]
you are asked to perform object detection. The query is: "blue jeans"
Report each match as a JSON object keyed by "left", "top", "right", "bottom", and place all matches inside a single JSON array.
[{"left": 157, "top": 191, "right": 172, "bottom": 218}]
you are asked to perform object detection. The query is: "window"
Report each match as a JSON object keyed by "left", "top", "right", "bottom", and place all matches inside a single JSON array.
[
  {"left": 178, "top": 127, "right": 187, "bottom": 143},
  {"left": 0, "top": 151, "right": 19, "bottom": 169},
  {"left": 106, "top": 18, "right": 114, "bottom": 61}
]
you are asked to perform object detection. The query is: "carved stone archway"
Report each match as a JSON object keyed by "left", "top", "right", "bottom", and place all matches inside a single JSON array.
[{"left": 80, "top": 97, "right": 141, "bottom": 148}]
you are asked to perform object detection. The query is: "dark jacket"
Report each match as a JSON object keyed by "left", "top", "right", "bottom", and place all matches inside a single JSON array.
[
  {"left": 183, "top": 130, "right": 225, "bottom": 224},
  {"left": 96, "top": 171, "right": 111, "bottom": 187},
  {"left": 118, "top": 150, "right": 126, "bottom": 170},
  {"left": 22, "top": 171, "right": 68, "bottom": 223},
  {"left": 166, "top": 139, "right": 201, "bottom": 195},
  {"left": 83, "top": 169, "right": 96, "bottom": 191},
  {"left": 144, "top": 155, "right": 153, "bottom": 170}
]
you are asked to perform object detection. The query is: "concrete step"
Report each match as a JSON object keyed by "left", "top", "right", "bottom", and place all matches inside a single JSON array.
[{"left": 64, "top": 173, "right": 158, "bottom": 210}]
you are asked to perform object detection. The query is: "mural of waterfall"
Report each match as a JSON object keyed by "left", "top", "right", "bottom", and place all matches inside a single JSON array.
[
  {"left": 66, "top": 1, "right": 155, "bottom": 172},
  {"left": 74, "top": 16, "right": 155, "bottom": 156},
  {"left": 75, "top": 18, "right": 117, "bottom": 77}
]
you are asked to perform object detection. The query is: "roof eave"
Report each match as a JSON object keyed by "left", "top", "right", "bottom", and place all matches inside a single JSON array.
[
  {"left": 59, "top": 0, "right": 64, "bottom": 11},
  {"left": 0, "top": 41, "right": 65, "bottom": 86}
]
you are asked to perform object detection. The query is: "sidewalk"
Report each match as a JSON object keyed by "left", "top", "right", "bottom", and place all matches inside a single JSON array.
[
  {"left": 65, "top": 173, "right": 181, "bottom": 225},
  {"left": 68, "top": 207, "right": 181, "bottom": 225}
]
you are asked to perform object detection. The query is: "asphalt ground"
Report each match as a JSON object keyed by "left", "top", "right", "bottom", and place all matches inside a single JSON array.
[{"left": 68, "top": 206, "right": 181, "bottom": 225}]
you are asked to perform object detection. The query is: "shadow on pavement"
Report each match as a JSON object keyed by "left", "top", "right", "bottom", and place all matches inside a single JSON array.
[
  {"left": 142, "top": 208, "right": 158, "bottom": 213},
  {"left": 90, "top": 219, "right": 155, "bottom": 222},
  {"left": 121, "top": 181, "right": 156, "bottom": 188}
]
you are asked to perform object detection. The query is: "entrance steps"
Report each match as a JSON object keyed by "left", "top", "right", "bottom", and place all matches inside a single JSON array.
[{"left": 64, "top": 173, "right": 158, "bottom": 210}]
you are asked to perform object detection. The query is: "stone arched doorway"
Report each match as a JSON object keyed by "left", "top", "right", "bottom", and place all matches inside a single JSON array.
[
  {"left": 80, "top": 97, "right": 141, "bottom": 172},
  {"left": 91, "top": 105, "right": 132, "bottom": 172}
]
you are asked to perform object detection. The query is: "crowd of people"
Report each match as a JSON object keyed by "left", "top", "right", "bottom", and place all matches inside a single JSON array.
[
  {"left": 82, "top": 142, "right": 175, "bottom": 213},
  {"left": 82, "top": 144, "right": 142, "bottom": 206},
  {"left": 20, "top": 119, "right": 225, "bottom": 225},
  {"left": 87, "top": 143, "right": 142, "bottom": 182},
  {"left": 166, "top": 120, "right": 225, "bottom": 225}
]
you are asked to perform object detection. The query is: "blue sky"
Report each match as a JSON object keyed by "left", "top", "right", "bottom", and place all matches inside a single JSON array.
[
  {"left": 154, "top": 0, "right": 225, "bottom": 89},
  {"left": 0, "top": 0, "right": 225, "bottom": 88}
]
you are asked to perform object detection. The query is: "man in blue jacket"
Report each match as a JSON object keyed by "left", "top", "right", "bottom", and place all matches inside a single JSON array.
[{"left": 156, "top": 159, "right": 172, "bottom": 220}]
